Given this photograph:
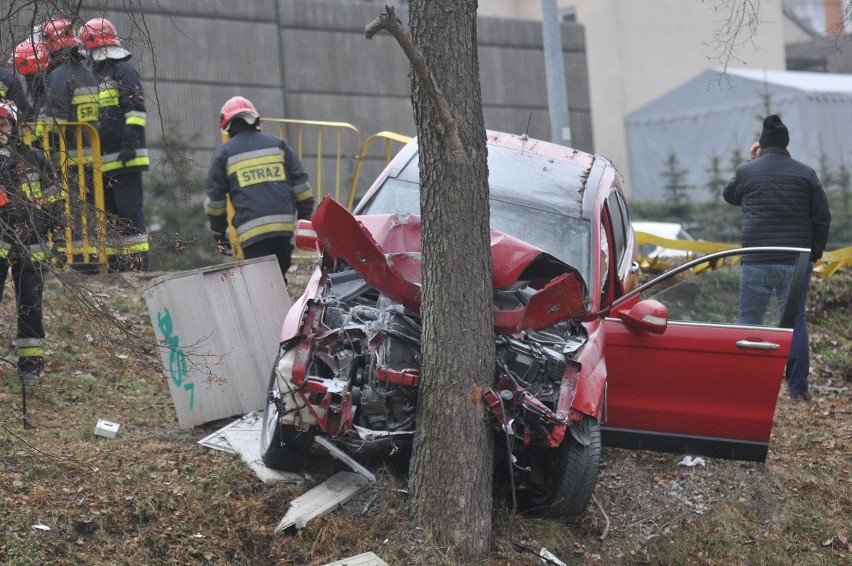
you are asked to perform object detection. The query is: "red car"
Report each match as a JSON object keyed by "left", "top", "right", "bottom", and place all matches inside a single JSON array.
[{"left": 261, "top": 131, "right": 810, "bottom": 519}]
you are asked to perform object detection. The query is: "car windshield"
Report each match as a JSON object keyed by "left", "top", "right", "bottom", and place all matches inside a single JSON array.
[{"left": 360, "top": 145, "right": 592, "bottom": 284}]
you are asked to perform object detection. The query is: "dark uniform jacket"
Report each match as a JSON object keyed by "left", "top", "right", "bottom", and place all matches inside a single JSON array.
[
  {"left": 0, "top": 141, "right": 62, "bottom": 264},
  {"left": 45, "top": 52, "right": 100, "bottom": 159},
  {"left": 204, "top": 128, "right": 314, "bottom": 248},
  {"left": 92, "top": 56, "right": 148, "bottom": 176},
  {"left": 724, "top": 147, "right": 831, "bottom": 262},
  {"left": 0, "top": 67, "right": 32, "bottom": 119}
]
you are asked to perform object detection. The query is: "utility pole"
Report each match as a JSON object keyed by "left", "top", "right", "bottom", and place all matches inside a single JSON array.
[{"left": 540, "top": 0, "right": 572, "bottom": 147}]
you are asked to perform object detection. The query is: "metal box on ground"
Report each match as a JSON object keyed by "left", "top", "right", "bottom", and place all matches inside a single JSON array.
[{"left": 143, "top": 256, "right": 292, "bottom": 428}]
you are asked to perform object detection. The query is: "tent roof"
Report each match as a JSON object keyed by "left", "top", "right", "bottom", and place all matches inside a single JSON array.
[
  {"left": 724, "top": 67, "right": 852, "bottom": 93},
  {"left": 627, "top": 68, "right": 852, "bottom": 124}
]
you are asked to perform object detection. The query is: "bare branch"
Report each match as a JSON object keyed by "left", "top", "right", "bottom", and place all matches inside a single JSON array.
[
  {"left": 365, "top": 5, "right": 462, "bottom": 155},
  {"left": 705, "top": 0, "right": 764, "bottom": 71}
]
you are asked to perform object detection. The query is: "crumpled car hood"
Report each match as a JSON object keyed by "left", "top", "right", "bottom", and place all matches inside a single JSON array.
[{"left": 311, "top": 197, "right": 588, "bottom": 332}]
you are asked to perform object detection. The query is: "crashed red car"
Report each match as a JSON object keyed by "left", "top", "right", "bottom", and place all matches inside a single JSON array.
[{"left": 261, "top": 131, "right": 811, "bottom": 519}]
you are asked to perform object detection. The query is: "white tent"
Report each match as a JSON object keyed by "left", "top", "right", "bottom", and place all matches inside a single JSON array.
[{"left": 625, "top": 68, "right": 852, "bottom": 202}]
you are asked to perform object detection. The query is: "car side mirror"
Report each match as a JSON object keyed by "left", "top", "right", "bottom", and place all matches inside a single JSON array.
[
  {"left": 619, "top": 299, "right": 668, "bottom": 334},
  {"left": 294, "top": 220, "right": 322, "bottom": 253}
]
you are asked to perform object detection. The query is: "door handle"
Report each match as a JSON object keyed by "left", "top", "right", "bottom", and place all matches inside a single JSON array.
[{"left": 736, "top": 340, "right": 781, "bottom": 351}]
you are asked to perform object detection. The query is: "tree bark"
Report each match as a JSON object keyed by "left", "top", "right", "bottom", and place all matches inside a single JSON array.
[{"left": 367, "top": 2, "right": 495, "bottom": 561}]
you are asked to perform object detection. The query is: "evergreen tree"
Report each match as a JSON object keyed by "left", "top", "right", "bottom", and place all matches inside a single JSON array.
[
  {"left": 835, "top": 160, "right": 850, "bottom": 218},
  {"left": 660, "top": 150, "right": 692, "bottom": 219},
  {"left": 728, "top": 146, "right": 744, "bottom": 177},
  {"left": 705, "top": 152, "right": 727, "bottom": 201},
  {"left": 818, "top": 148, "right": 836, "bottom": 190},
  {"left": 144, "top": 120, "right": 219, "bottom": 271}
]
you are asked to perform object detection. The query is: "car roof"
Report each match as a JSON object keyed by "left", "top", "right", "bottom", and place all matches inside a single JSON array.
[{"left": 366, "top": 131, "right": 613, "bottom": 221}]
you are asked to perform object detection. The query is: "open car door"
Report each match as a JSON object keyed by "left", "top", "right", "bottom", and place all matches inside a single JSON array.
[{"left": 602, "top": 247, "right": 812, "bottom": 462}]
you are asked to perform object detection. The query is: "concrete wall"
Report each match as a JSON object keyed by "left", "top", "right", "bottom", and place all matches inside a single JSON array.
[{"left": 3, "top": 0, "right": 592, "bottom": 202}]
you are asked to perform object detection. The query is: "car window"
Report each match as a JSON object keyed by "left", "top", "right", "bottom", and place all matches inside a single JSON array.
[
  {"left": 361, "top": 178, "right": 592, "bottom": 285},
  {"left": 637, "top": 252, "right": 804, "bottom": 328}
]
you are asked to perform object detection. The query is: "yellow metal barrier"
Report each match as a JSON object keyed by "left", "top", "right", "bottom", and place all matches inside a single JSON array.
[
  {"left": 347, "top": 131, "right": 412, "bottom": 209},
  {"left": 259, "top": 118, "right": 363, "bottom": 205},
  {"left": 219, "top": 118, "right": 411, "bottom": 257},
  {"left": 23, "top": 120, "right": 108, "bottom": 272},
  {"left": 635, "top": 230, "right": 851, "bottom": 279}
]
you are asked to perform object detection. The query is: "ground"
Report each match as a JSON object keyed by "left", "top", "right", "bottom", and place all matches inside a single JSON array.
[{"left": 1, "top": 259, "right": 849, "bottom": 565}]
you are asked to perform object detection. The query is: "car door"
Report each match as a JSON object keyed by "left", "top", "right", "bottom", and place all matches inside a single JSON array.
[{"left": 601, "top": 247, "right": 811, "bottom": 462}]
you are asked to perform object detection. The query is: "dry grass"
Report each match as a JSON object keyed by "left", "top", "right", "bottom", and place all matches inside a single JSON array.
[{"left": 1, "top": 262, "right": 849, "bottom": 565}]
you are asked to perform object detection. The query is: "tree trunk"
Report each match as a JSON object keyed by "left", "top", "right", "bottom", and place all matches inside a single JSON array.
[{"left": 407, "top": 0, "right": 495, "bottom": 560}]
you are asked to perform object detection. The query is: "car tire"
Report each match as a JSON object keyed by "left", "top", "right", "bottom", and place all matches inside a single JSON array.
[
  {"left": 522, "top": 415, "right": 602, "bottom": 520},
  {"left": 260, "top": 366, "right": 312, "bottom": 471}
]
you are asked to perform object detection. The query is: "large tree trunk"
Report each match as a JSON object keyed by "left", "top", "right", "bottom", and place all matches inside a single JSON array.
[{"left": 407, "top": 0, "right": 495, "bottom": 560}]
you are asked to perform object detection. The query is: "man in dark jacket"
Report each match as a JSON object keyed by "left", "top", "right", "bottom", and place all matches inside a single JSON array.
[
  {"left": 723, "top": 115, "right": 832, "bottom": 402},
  {"left": 205, "top": 96, "right": 314, "bottom": 282},
  {"left": 0, "top": 99, "right": 63, "bottom": 385},
  {"left": 78, "top": 18, "right": 149, "bottom": 272}
]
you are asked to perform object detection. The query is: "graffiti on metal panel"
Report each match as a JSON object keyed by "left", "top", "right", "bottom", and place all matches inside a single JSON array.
[{"left": 157, "top": 307, "right": 195, "bottom": 411}]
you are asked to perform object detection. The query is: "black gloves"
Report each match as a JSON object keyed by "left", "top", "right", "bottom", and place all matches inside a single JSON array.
[{"left": 118, "top": 147, "right": 136, "bottom": 165}]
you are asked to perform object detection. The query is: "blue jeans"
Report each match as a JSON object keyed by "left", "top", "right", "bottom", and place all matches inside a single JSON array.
[{"left": 739, "top": 263, "right": 812, "bottom": 394}]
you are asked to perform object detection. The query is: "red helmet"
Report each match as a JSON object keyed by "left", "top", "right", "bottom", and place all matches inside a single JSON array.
[
  {"left": 41, "top": 18, "right": 79, "bottom": 52},
  {"left": 13, "top": 41, "right": 50, "bottom": 75},
  {"left": 219, "top": 96, "right": 259, "bottom": 131},
  {"left": 0, "top": 99, "right": 19, "bottom": 127},
  {"left": 78, "top": 18, "right": 121, "bottom": 50}
]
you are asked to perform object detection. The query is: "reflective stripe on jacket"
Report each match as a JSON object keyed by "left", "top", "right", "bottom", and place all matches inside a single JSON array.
[
  {"left": 92, "top": 57, "right": 149, "bottom": 176},
  {"left": 204, "top": 128, "right": 314, "bottom": 248}
]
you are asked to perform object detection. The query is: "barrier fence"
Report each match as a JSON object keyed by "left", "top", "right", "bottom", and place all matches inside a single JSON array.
[
  {"left": 224, "top": 118, "right": 412, "bottom": 257},
  {"left": 23, "top": 121, "right": 109, "bottom": 272},
  {"left": 635, "top": 231, "right": 852, "bottom": 279}
]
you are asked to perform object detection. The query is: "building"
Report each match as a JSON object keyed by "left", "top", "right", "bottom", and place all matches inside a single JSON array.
[{"left": 478, "top": 1, "right": 787, "bottom": 194}]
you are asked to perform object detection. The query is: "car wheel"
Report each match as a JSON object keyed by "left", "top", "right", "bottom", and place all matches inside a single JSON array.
[
  {"left": 260, "top": 366, "right": 312, "bottom": 471},
  {"left": 521, "top": 415, "right": 602, "bottom": 520}
]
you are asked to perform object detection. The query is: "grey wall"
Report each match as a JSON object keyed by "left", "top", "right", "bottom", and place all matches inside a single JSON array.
[{"left": 5, "top": 0, "right": 593, "bottom": 200}]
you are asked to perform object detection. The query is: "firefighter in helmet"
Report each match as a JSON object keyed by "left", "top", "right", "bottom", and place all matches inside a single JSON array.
[
  {"left": 204, "top": 96, "right": 314, "bottom": 282},
  {"left": 42, "top": 18, "right": 100, "bottom": 150},
  {"left": 12, "top": 40, "right": 50, "bottom": 125},
  {"left": 78, "top": 17, "right": 149, "bottom": 272},
  {"left": 0, "top": 99, "right": 63, "bottom": 385},
  {"left": 2, "top": 44, "right": 34, "bottom": 119}
]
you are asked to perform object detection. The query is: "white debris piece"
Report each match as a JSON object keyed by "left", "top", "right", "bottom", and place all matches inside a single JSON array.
[
  {"left": 223, "top": 429, "right": 304, "bottom": 485},
  {"left": 678, "top": 455, "right": 706, "bottom": 467},
  {"left": 275, "top": 471, "right": 370, "bottom": 533},
  {"left": 31, "top": 524, "right": 50, "bottom": 531},
  {"left": 539, "top": 547, "right": 567, "bottom": 565},
  {"left": 94, "top": 419, "right": 120, "bottom": 439},
  {"left": 315, "top": 437, "right": 376, "bottom": 482},
  {"left": 321, "top": 551, "right": 389, "bottom": 566},
  {"left": 197, "top": 411, "right": 263, "bottom": 454}
]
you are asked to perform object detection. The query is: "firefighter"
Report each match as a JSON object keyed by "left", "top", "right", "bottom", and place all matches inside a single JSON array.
[
  {"left": 0, "top": 99, "right": 63, "bottom": 385},
  {"left": 205, "top": 96, "right": 314, "bottom": 282},
  {"left": 42, "top": 18, "right": 100, "bottom": 154},
  {"left": 1, "top": 58, "right": 32, "bottom": 121},
  {"left": 12, "top": 40, "right": 50, "bottom": 120},
  {"left": 78, "top": 18, "right": 149, "bottom": 272}
]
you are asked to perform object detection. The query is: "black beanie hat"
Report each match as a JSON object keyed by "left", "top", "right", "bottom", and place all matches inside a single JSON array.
[{"left": 759, "top": 115, "right": 789, "bottom": 148}]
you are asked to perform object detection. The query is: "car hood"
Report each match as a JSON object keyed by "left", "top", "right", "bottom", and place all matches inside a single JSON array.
[{"left": 311, "top": 198, "right": 589, "bottom": 332}]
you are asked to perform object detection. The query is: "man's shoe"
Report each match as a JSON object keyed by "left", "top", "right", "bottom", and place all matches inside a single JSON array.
[{"left": 790, "top": 391, "right": 812, "bottom": 402}]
